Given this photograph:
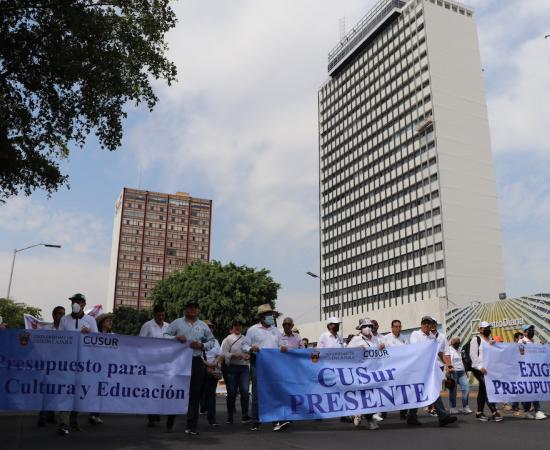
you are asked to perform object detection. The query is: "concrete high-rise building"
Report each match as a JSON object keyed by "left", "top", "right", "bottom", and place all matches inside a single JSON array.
[
  {"left": 316, "top": 0, "right": 505, "bottom": 331},
  {"left": 107, "top": 188, "right": 212, "bottom": 311}
]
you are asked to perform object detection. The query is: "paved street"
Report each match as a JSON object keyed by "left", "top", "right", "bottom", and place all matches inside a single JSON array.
[{"left": 2, "top": 398, "right": 549, "bottom": 450}]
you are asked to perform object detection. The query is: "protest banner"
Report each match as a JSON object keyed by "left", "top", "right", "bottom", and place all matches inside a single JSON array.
[
  {"left": 24, "top": 314, "right": 52, "bottom": 330},
  {"left": 484, "top": 342, "right": 550, "bottom": 403},
  {"left": 257, "top": 341, "right": 443, "bottom": 422},
  {"left": 0, "top": 329, "right": 192, "bottom": 414}
]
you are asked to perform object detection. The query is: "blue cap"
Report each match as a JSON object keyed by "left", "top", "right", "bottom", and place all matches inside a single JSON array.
[{"left": 522, "top": 324, "right": 534, "bottom": 331}]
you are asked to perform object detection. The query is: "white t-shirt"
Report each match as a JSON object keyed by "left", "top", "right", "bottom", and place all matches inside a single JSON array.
[
  {"left": 449, "top": 345, "right": 465, "bottom": 371},
  {"left": 383, "top": 333, "right": 408, "bottom": 347},
  {"left": 348, "top": 334, "right": 377, "bottom": 348},
  {"left": 316, "top": 331, "right": 344, "bottom": 348},
  {"left": 242, "top": 323, "right": 282, "bottom": 351},
  {"left": 139, "top": 319, "right": 169, "bottom": 338},
  {"left": 59, "top": 314, "right": 98, "bottom": 333}
]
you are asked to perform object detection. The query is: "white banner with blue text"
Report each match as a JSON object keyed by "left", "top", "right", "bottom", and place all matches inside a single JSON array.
[
  {"left": 484, "top": 342, "right": 550, "bottom": 403},
  {"left": 257, "top": 341, "right": 443, "bottom": 422},
  {"left": 0, "top": 329, "right": 192, "bottom": 414}
]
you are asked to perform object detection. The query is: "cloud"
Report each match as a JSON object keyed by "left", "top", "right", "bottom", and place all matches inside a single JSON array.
[
  {"left": 0, "top": 251, "right": 109, "bottom": 318},
  {"left": 0, "top": 197, "right": 109, "bottom": 258}
]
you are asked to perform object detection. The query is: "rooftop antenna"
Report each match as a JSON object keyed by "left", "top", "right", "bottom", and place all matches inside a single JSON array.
[{"left": 338, "top": 17, "right": 346, "bottom": 41}]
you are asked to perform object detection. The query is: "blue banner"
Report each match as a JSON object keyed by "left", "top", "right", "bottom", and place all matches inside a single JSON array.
[
  {"left": 484, "top": 342, "right": 550, "bottom": 402},
  {"left": 257, "top": 342, "right": 443, "bottom": 422},
  {"left": 0, "top": 329, "right": 192, "bottom": 414}
]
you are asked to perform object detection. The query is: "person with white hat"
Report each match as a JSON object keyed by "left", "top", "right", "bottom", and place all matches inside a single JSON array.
[
  {"left": 316, "top": 317, "right": 344, "bottom": 348},
  {"left": 469, "top": 321, "right": 503, "bottom": 422},
  {"left": 519, "top": 325, "right": 546, "bottom": 420},
  {"left": 242, "top": 304, "right": 283, "bottom": 431},
  {"left": 347, "top": 318, "right": 385, "bottom": 430}
]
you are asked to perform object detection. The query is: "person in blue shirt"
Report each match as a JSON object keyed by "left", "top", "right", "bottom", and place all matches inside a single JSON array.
[{"left": 164, "top": 299, "right": 215, "bottom": 435}]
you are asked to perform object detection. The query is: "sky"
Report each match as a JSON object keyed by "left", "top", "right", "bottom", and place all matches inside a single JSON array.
[{"left": 1, "top": 0, "right": 549, "bottom": 326}]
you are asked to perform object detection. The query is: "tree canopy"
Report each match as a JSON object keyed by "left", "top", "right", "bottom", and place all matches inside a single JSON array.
[
  {"left": 112, "top": 305, "right": 152, "bottom": 336},
  {"left": 0, "top": 297, "right": 42, "bottom": 328},
  {"left": 0, "top": 0, "right": 177, "bottom": 201},
  {"left": 150, "top": 261, "right": 281, "bottom": 340}
]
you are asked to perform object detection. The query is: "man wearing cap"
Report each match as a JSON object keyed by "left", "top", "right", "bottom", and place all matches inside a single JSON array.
[
  {"left": 57, "top": 294, "right": 98, "bottom": 436},
  {"left": 220, "top": 319, "right": 251, "bottom": 425},
  {"left": 519, "top": 325, "right": 546, "bottom": 419},
  {"left": 59, "top": 293, "right": 98, "bottom": 334},
  {"left": 242, "top": 304, "right": 283, "bottom": 431},
  {"left": 348, "top": 318, "right": 385, "bottom": 430},
  {"left": 164, "top": 299, "right": 215, "bottom": 435},
  {"left": 317, "top": 317, "right": 344, "bottom": 348},
  {"left": 469, "top": 321, "right": 503, "bottom": 422},
  {"left": 407, "top": 316, "right": 457, "bottom": 427}
]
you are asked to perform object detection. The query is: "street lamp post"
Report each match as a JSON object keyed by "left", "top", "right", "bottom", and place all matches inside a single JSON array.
[
  {"left": 6, "top": 243, "right": 61, "bottom": 299},
  {"left": 307, "top": 271, "right": 343, "bottom": 335}
]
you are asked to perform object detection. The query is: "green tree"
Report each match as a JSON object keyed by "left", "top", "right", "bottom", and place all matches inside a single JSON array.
[
  {"left": 0, "top": 297, "right": 42, "bottom": 328},
  {"left": 0, "top": 0, "right": 177, "bottom": 201},
  {"left": 112, "top": 306, "right": 151, "bottom": 336},
  {"left": 150, "top": 261, "right": 281, "bottom": 340}
]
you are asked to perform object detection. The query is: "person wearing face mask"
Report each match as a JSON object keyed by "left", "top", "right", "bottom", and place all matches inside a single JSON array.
[
  {"left": 519, "top": 325, "right": 546, "bottom": 420},
  {"left": 469, "top": 322, "right": 502, "bottom": 422},
  {"left": 59, "top": 293, "right": 98, "bottom": 334},
  {"left": 57, "top": 294, "right": 98, "bottom": 436},
  {"left": 317, "top": 317, "right": 345, "bottom": 348},
  {"left": 347, "top": 318, "right": 385, "bottom": 430},
  {"left": 447, "top": 337, "right": 471, "bottom": 414},
  {"left": 407, "top": 316, "right": 457, "bottom": 427},
  {"left": 241, "top": 304, "right": 283, "bottom": 431}
]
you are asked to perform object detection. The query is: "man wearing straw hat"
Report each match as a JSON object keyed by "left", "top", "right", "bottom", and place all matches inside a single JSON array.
[{"left": 242, "top": 304, "right": 283, "bottom": 431}]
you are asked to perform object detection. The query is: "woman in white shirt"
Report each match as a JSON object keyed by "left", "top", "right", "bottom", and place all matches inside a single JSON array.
[
  {"left": 469, "top": 322, "right": 502, "bottom": 422},
  {"left": 448, "top": 337, "right": 472, "bottom": 414}
]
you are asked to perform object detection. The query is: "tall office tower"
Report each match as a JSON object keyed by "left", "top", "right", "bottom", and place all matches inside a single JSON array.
[
  {"left": 318, "top": 0, "right": 505, "bottom": 325},
  {"left": 107, "top": 188, "right": 212, "bottom": 311}
]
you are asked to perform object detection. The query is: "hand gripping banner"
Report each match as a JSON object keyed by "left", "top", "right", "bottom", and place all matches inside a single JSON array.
[
  {"left": 0, "top": 329, "right": 192, "bottom": 414},
  {"left": 257, "top": 341, "right": 443, "bottom": 422}
]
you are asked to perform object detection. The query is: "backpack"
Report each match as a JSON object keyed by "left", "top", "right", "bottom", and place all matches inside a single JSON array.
[{"left": 461, "top": 335, "right": 480, "bottom": 372}]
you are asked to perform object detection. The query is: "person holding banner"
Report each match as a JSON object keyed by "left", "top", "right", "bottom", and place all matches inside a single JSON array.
[
  {"left": 164, "top": 299, "right": 216, "bottom": 435},
  {"left": 383, "top": 319, "right": 409, "bottom": 420},
  {"left": 87, "top": 312, "right": 116, "bottom": 426},
  {"left": 407, "top": 316, "right": 457, "bottom": 427},
  {"left": 519, "top": 324, "right": 547, "bottom": 420},
  {"left": 317, "top": 317, "right": 344, "bottom": 349},
  {"left": 242, "top": 304, "right": 283, "bottom": 431},
  {"left": 56, "top": 293, "right": 98, "bottom": 436},
  {"left": 348, "top": 318, "right": 385, "bottom": 430},
  {"left": 139, "top": 304, "right": 169, "bottom": 428},
  {"left": 469, "top": 321, "right": 503, "bottom": 422},
  {"left": 37, "top": 306, "right": 65, "bottom": 428}
]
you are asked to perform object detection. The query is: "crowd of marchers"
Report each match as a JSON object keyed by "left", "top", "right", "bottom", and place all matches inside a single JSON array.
[{"left": 3, "top": 293, "right": 546, "bottom": 437}]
